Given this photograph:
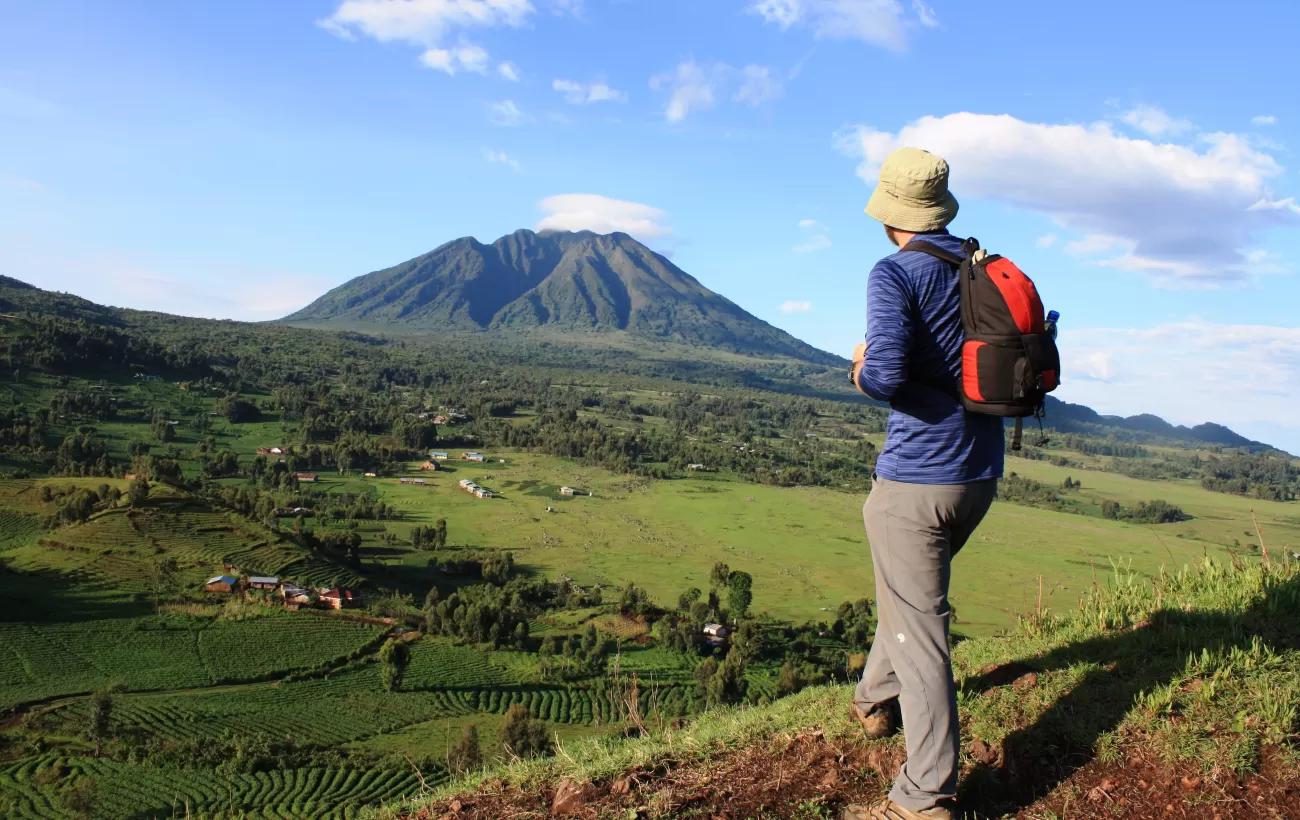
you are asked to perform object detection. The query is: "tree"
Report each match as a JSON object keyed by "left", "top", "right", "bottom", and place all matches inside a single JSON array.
[
  {"left": 693, "top": 657, "right": 719, "bottom": 703},
  {"left": 447, "top": 723, "right": 482, "bottom": 775},
  {"left": 710, "top": 561, "right": 731, "bottom": 590},
  {"left": 127, "top": 475, "right": 150, "bottom": 508},
  {"left": 501, "top": 703, "right": 552, "bottom": 759},
  {"left": 727, "top": 570, "right": 753, "bottom": 617},
  {"left": 708, "top": 653, "right": 748, "bottom": 707},
  {"left": 377, "top": 637, "right": 410, "bottom": 692},
  {"left": 151, "top": 556, "right": 179, "bottom": 614},
  {"left": 60, "top": 776, "right": 99, "bottom": 820},
  {"left": 776, "top": 662, "right": 803, "bottom": 698},
  {"left": 677, "top": 587, "right": 701, "bottom": 613},
  {"left": 86, "top": 689, "right": 113, "bottom": 743},
  {"left": 435, "top": 518, "right": 448, "bottom": 548}
]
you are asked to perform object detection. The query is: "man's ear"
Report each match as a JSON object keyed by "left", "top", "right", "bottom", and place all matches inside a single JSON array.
[{"left": 884, "top": 225, "right": 899, "bottom": 247}]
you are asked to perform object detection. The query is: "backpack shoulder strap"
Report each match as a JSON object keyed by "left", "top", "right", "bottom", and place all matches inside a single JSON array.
[{"left": 900, "top": 239, "right": 965, "bottom": 266}]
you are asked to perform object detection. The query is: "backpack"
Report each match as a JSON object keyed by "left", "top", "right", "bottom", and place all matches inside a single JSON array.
[{"left": 902, "top": 237, "right": 1061, "bottom": 448}]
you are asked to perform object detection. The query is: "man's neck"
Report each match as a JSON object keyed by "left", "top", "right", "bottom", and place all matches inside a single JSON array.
[{"left": 892, "top": 229, "right": 919, "bottom": 248}]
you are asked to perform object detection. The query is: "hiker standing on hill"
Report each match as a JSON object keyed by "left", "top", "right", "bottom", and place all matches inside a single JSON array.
[{"left": 843, "top": 148, "right": 1004, "bottom": 820}]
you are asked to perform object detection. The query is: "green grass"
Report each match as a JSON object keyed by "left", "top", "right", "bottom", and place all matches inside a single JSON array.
[
  {"left": 377, "top": 556, "right": 1300, "bottom": 819},
  {"left": 329, "top": 451, "right": 1263, "bottom": 635}
]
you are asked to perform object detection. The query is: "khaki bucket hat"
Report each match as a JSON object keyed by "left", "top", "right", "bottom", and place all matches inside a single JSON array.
[{"left": 864, "top": 147, "right": 959, "bottom": 232}]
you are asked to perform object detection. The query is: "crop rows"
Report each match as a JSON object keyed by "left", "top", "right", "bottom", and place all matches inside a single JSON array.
[
  {"left": 279, "top": 558, "right": 363, "bottom": 590},
  {"left": 0, "top": 753, "right": 424, "bottom": 819},
  {"left": 401, "top": 640, "right": 522, "bottom": 689},
  {"left": 0, "top": 510, "right": 42, "bottom": 550},
  {"left": 0, "top": 614, "right": 383, "bottom": 708}
]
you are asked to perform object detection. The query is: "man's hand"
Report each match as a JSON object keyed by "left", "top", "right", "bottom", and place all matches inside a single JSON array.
[{"left": 848, "top": 342, "right": 867, "bottom": 389}]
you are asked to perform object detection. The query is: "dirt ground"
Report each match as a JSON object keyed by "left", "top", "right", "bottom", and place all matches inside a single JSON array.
[{"left": 406, "top": 732, "right": 1300, "bottom": 820}]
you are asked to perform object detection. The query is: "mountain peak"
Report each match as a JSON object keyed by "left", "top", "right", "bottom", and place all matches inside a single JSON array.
[{"left": 282, "top": 229, "right": 838, "bottom": 364}]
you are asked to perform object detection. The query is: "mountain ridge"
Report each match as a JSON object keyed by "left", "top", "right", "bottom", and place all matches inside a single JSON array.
[{"left": 281, "top": 229, "right": 841, "bottom": 365}]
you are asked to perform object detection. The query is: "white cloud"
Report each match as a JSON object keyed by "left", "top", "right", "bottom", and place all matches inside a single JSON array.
[
  {"left": 498, "top": 61, "right": 521, "bottom": 81},
  {"left": 793, "top": 218, "right": 831, "bottom": 252},
  {"left": 482, "top": 147, "right": 521, "bottom": 171},
  {"left": 1120, "top": 104, "right": 1192, "bottom": 137},
  {"left": 488, "top": 99, "right": 531, "bottom": 126},
  {"left": 1058, "top": 320, "right": 1300, "bottom": 447},
  {"left": 535, "top": 194, "right": 671, "bottom": 239},
  {"left": 792, "top": 236, "right": 832, "bottom": 253},
  {"left": 1248, "top": 196, "right": 1300, "bottom": 215},
  {"left": 0, "top": 239, "right": 324, "bottom": 321},
  {"left": 650, "top": 60, "right": 729, "bottom": 122},
  {"left": 1252, "top": 114, "right": 1276, "bottom": 126},
  {"left": 1, "top": 177, "right": 42, "bottom": 191},
  {"left": 780, "top": 300, "right": 813, "bottom": 313},
  {"left": 750, "top": 0, "right": 911, "bottom": 51},
  {"left": 553, "top": 78, "right": 628, "bottom": 104},
  {"left": 418, "top": 39, "right": 489, "bottom": 74},
  {"left": 752, "top": 0, "right": 802, "bottom": 28},
  {"left": 1035, "top": 233, "right": 1057, "bottom": 249},
  {"left": 550, "top": 0, "right": 583, "bottom": 14},
  {"left": 912, "top": 0, "right": 939, "bottom": 27},
  {"left": 1064, "top": 233, "right": 1123, "bottom": 256},
  {"left": 733, "top": 65, "right": 783, "bottom": 107},
  {"left": 836, "top": 112, "right": 1300, "bottom": 283},
  {"left": 318, "top": 0, "right": 532, "bottom": 75}
]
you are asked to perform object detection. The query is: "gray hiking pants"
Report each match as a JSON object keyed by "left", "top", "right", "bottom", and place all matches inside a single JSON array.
[{"left": 853, "top": 476, "right": 996, "bottom": 812}]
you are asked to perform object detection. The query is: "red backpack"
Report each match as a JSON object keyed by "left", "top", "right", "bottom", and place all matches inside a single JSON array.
[{"left": 903, "top": 237, "right": 1061, "bottom": 448}]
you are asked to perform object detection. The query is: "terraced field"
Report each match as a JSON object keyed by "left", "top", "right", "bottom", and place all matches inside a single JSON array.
[
  {"left": 0, "top": 753, "right": 424, "bottom": 819},
  {"left": 0, "top": 611, "right": 385, "bottom": 707}
]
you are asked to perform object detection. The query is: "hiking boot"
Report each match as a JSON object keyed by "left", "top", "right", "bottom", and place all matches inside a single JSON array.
[
  {"left": 849, "top": 700, "right": 898, "bottom": 740},
  {"left": 840, "top": 798, "right": 954, "bottom": 820}
]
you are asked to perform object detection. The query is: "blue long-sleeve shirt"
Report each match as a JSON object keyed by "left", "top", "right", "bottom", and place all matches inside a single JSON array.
[{"left": 855, "top": 230, "right": 1004, "bottom": 484}]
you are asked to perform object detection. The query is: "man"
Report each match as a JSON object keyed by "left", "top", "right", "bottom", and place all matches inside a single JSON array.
[{"left": 842, "top": 147, "right": 1003, "bottom": 820}]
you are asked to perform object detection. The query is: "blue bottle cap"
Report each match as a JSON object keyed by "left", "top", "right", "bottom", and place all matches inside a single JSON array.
[{"left": 1046, "top": 310, "right": 1060, "bottom": 322}]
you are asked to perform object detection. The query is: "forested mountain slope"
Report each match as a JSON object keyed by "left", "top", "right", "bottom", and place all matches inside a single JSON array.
[{"left": 280, "top": 229, "right": 842, "bottom": 365}]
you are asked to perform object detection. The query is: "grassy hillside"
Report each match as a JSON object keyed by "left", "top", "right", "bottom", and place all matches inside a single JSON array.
[
  {"left": 382, "top": 556, "right": 1300, "bottom": 819},
  {"left": 2, "top": 279, "right": 1298, "bottom": 818}
]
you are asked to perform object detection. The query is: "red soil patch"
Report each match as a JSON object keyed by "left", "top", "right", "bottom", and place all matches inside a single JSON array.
[
  {"left": 405, "top": 733, "right": 1300, "bottom": 819},
  {"left": 1024, "top": 747, "right": 1300, "bottom": 819},
  {"left": 407, "top": 732, "right": 898, "bottom": 819}
]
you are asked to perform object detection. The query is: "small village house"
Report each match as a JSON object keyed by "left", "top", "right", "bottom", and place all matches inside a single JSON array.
[
  {"left": 687, "top": 464, "right": 709, "bottom": 472},
  {"left": 473, "top": 488, "right": 493, "bottom": 499},
  {"left": 430, "top": 451, "right": 449, "bottom": 461},
  {"left": 280, "top": 584, "right": 313, "bottom": 605},
  {"left": 296, "top": 473, "right": 318, "bottom": 483},
  {"left": 248, "top": 576, "right": 279, "bottom": 590},
  {"left": 205, "top": 575, "right": 237, "bottom": 594},
  {"left": 420, "top": 461, "right": 440, "bottom": 471},
  {"left": 123, "top": 473, "right": 137, "bottom": 481},
  {"left": 703, "top": 623, "right": 729, "bottom": 645},
  {"left": 321, "top": 587, "right": 362, "bottom": 610},
  {"left": 463, "top": 452, "right": 486, "bottom": 462},
  {"left": 559, "top": 486, "right": 578, "bottom": 496},
  {"left": 363, "top": 472, "right": 377, "bottom": 478}
]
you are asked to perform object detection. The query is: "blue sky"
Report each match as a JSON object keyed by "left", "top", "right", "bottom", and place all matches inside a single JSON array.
[{"left": 2, "top": 0, "right": 1299, "bottom": 450}]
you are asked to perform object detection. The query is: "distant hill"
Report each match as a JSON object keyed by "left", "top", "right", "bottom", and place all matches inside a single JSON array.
[
  {"left": 1043, "top": 397, "right": 1272, "bottom": 451},
  {"left": 280, "top": 229, "right": 840, "bottom": 365},
  {"left": 0, "top": 273, "right": 1280, "bottom": 453}
]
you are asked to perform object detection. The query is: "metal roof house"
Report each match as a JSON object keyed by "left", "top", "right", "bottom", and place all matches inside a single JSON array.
[
  {"left": 205, "top": 575, "right": 237, "bottom": 593},
  {"left": 248, "top": 576, "right": 279, "bottom": 590}
]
